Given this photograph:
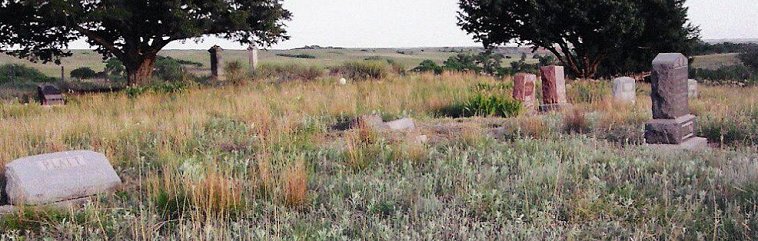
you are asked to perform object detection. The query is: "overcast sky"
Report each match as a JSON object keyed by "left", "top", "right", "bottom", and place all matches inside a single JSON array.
[{"left": 69, "top": 0, "right": 758, "bottom": 50}]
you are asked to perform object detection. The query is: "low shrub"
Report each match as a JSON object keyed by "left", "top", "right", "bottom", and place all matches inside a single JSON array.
[
  {"left": 331, "top": 61, "right": 393, "bottom": 80},
  {"left": 70, "top": 67, "right": 98, "bottom": 79},
  {"left": 0, "top": 64, "right": 56, "bottom": 83},
  {"left": 253, "top": 63, "right": 324, "bottom": 82},
  {"left": 413, "top": 60, "right": 443, "bottom": 75}
]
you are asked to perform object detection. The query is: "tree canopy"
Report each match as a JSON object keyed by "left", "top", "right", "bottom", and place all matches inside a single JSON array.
[
  {"left": 457, "top": 0, "right": 699, "bottom": 79},
  {"left": 0, "top": 0, "right": 291, "bottom": 86}
]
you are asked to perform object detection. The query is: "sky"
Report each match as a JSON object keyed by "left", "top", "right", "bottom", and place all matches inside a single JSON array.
[{"left": 68, "top": 0, "right": 758, "bottom": 50}]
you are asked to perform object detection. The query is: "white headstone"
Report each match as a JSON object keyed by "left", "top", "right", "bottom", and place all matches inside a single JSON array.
[
  {"left": 4, "top": 150, "right": 122, "bottom": 205},
  {"left": 612, "top": 77, "right": 636, "bottom": 104},
  {"left": 688, "top": 79, "right": 698, "bottom": 99}
]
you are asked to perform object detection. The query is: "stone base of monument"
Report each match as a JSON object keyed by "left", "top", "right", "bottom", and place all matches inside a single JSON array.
[
  {"left": 539, "top": 103, "right": 573, "bottom": 112},
  {"left": 644, "top": 114, "right": 696, "bottom": 144},
  {"left": 647, "top": 137, "right": 708, "bottom": 151}
]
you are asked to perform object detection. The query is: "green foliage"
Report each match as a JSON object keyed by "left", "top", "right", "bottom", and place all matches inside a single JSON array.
[
  {"left": 0, "top": 64, "right": 56, "bottom": 83},
  {"left": 412, "top": 60, "right": 443, "bottom": 74},
  {"left": 439, "top": 82, "right": 521, "bottom": 118},
  {"left": 276, "top": 53, "right": 317, "bottom": 59},
  {"left": 690, "top": 66, "right": 756, "bottom": 85},
  {"left": 332, "top": 61, "right": 393, "bottom": 80},
  {"left": 125, "top": 81, "right": 188, "bottom": 98},
  {"left": 0, "top": 0, "right": 292, "bottom": 85},
  {"left": 693, "top": 41, "right": 758, "bottom": 55},
  {"left": 70, "top": 67, "right": 98, "bottom": 79},
  {"left": 463, "top": 93, "right": 522, "bottom": 117},
  {"left": 443, "top": 53, "right": 480, "bottom": 73},
  {"left": 154, "top": 56, "right": 184, "bottom": 82},
  {"left": 104, "top": 58, "right": 125, "bottom": 77},
  {"left": 738, "top": 48, "right": 758, "bottom": 70},
  {"left": 458, "top": 0, "right": 700, "bottom": 78}
]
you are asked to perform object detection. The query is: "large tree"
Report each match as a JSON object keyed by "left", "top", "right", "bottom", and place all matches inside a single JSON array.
[
  {"left": 457, "top": 0, "right": 699, "bottom": 79},
  {"left": 0, "top": 0, "right": 291, "bottom": 86}
]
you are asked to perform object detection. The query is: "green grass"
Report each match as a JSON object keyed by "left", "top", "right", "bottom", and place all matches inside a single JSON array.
[{"left": 1, "top": 72, "right": 758, "bottom": 239}]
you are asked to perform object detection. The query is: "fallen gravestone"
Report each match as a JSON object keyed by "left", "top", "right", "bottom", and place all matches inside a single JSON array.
[
  {"left": 37, "top": 84, "right": 65, "bottom": 106},
  {"left": 612, "top": 77, "right": 636, "bottom": 104},
  {"left": 688, "top": 79, "right": 698, "bottom": 99},
  {"left": 645, "top": 53, "right": 707, "bottom": 150},
  {"left": 539, "top": 65, "right": 571, "bottom": 111},
  {"left": 386, "top": 118, "right": 416, "bottom": 131},
  {"left": 4, "top": 150, "right": 122, "bottom": 205},
  {"left": 512, "top": 73, "right": 537, "bottom": 112}
]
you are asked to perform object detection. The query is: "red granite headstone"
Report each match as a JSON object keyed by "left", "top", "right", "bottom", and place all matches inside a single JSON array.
[
  {"left": 512, "top": 73, "right": 537, "bottom": 111},
  {"left": 539, "top": 65, "right": 569, "bottom": 111}
]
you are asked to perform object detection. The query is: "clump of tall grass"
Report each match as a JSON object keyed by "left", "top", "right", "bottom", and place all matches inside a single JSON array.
[
  {"left": 567, "top": 80, "right": 610, "bottom": 104},
  {"left": 224, "top": 61, "right": 245, "bottom": 85},
  {"left": 252, "top": 63, "right": 324, "bottom": 82},
  {"left": 330, "top": 61, "right": 394, "bottom": 80}
]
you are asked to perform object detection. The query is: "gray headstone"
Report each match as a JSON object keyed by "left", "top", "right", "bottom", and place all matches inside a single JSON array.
[
  {"left": 645, "top": 53, "right": 703, "bottom": 146},
  {"left": 4, "top": 151, "right": 122, "bottom": 205},
  {"left": 688, "top": 79, "right": 698, "bottom": 99},
  {"left": 208, "top": 45, "right": 224, "bottom": 81},
  {"left": 650, "top": 53, "right": 688, "bottom": 119},
  {"left": 612, "top": 77, "right": 636, "bottom": 104}
]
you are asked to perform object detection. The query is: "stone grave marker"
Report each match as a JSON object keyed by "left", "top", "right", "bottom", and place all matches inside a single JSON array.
[
  {"left": 539, "top": 65, "right": 570, "bottom": 111},
  {"left": 645, "top": 53, "right": 707, "bottom": 149},
  {"left": 247, "top": 45, "right": 259, "bottom": 71},
  {"left": 688, "top": 79, "right": 698, "bottom": 99},
  {"left": 37, "top": 84, "right": 64, "bottom": 106},
  {"left": 612, "top": 77, "right": 636, "bottom": 104},
  {"left": 512, "top": 73, "right": 537, "bottom": 112},
  {"left": 4, "top": 150, "right": 122, "bottom": 205},
  {"left": 209, "top": 45, "right": 224, "bottom": 81}
]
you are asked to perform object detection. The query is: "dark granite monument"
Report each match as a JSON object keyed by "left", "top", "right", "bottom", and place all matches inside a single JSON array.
[
  {"left": 645, "top": 53, "right": 707, "bottom": 149},
  {"left": 209, "top": 45, "right": 224, "bottom": 81},
  {"left": 37, "top": 84, "right": 64, "bottom": 106}
]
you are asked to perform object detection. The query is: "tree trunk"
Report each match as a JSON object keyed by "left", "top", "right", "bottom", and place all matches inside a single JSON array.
[{"left": 126, "top": 55, "right": 157, "bottom": 86}]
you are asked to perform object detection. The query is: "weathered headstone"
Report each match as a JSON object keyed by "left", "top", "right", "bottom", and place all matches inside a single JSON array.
[
  {"left": 37, "top": 84, "right": 64, "bottom": 106},
  {"left": 512, "top": 73, "right": 537, "bottom": 112},
  {"left": 645, "top": 53, "right": 707, "bottom": 149},
  {"left": 4, "top": 150, "right": 122, "bottom": 205},
  {"left": 612, "top": 77, "right": 636, "bottom": 104},
  {"left": 247, "top": 45, "right": 259, "bottom": 71},
  {"left": 539, "top": 65, "right": 570, "bottom": 111},
  {"left": 386, "top": 118, "right": 416, "bottom": 131},
  {"left": 688, "top": 79, "right": 698, "bottom": 99},
  {"left": 208, "top": 45, "right": 224, "bottom": 81}
]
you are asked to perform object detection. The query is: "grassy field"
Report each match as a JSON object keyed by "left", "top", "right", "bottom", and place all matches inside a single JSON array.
[
  {"left": 1, "top": 47, "right": 542, "bottom": 77},
  {"left": 1, "top": 72, "right": 758, "bottom": 239}
]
